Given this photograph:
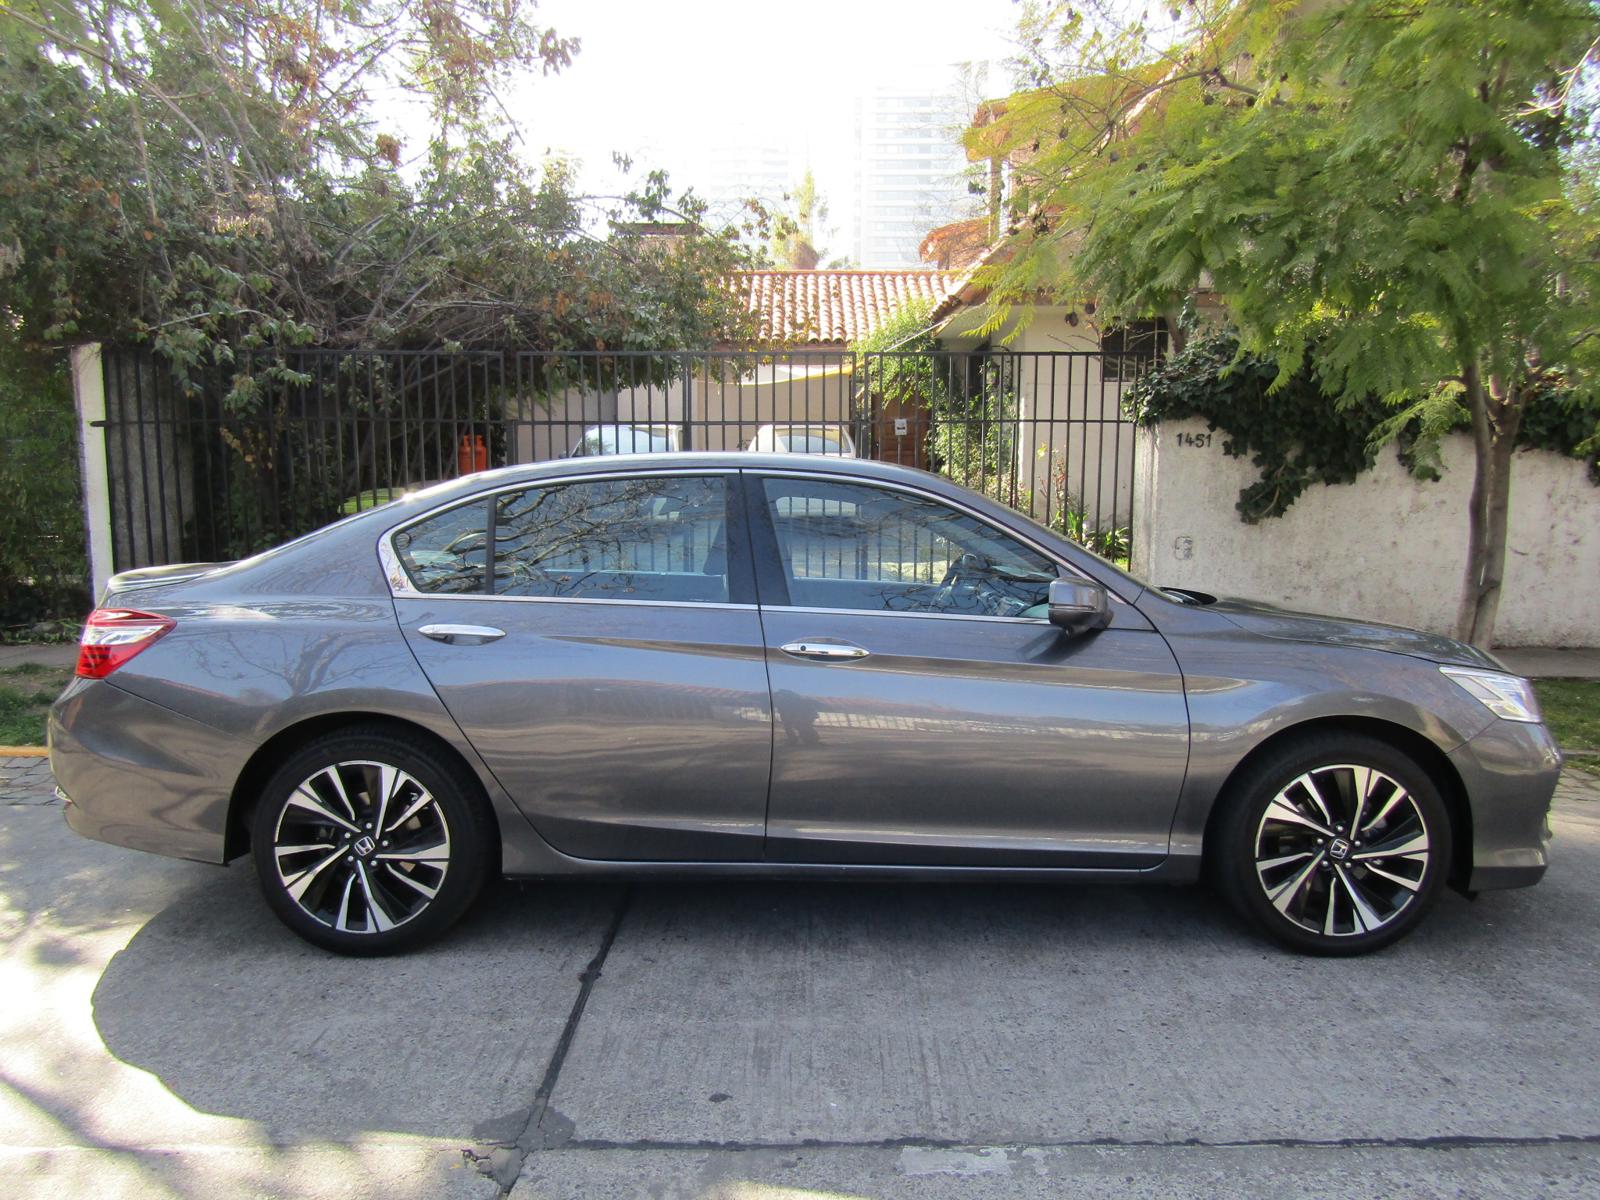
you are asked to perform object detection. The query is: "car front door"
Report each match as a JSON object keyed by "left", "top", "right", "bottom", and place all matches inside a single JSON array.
[
  {"left": 747, "top": 471, "right": 1189, "bottom": 867},
  {"left": 388, "top": 469, "right": 773, "bottom": 861}
]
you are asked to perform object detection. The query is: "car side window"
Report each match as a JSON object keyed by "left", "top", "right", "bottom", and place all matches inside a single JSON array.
[
  {"left": 392, "top": 499, "right": 490, "bottom": 594},
  {"left": 493, "top": 476, "right": 729, "bottom": 602},
  {"left": 758, "top": 477, "right": 1059, "bottom": 617}
]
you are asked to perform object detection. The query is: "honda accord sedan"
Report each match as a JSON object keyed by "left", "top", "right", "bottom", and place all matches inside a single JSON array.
[{"left": 50, "top": 454, "right": 1560, "bottom": 956}]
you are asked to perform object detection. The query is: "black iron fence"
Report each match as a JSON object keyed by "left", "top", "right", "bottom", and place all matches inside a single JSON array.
[{"left": 97, "top": 347, "right": 1150, "bottom": 573}]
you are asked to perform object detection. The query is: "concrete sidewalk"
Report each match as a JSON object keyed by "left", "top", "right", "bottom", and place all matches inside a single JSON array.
[
  {"left": 1494, "top": 647, "right": 1600, "bottom": 679},
  {"left": 0, "top": 643, "right": 77, "bottom": 671},
  {"left": 5, "top": 776, "right": 1600, "bottom": 1199}
]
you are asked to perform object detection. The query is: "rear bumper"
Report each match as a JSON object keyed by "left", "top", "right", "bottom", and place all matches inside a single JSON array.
[
  {"left": 50, "top": 678, "right": 243, "bottom": 865},
  {"left": 1449, "top": 719, "right": 1562, "bottom": 892}
]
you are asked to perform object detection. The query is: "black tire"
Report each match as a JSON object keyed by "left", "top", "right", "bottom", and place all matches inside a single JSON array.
[
  {"left": 1210, "top": 732, "right": 1452, "bottom": 956},
  {"left": 250, "top": 725, "right": 496, "bottom": 955}
]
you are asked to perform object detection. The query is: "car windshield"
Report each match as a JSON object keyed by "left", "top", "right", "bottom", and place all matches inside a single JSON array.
[
  {"left": 587, "top": 427, "right": 674, "bottom": 455},
  {"left": 778, "top": 434, "right": 845, "bottom": 454}
]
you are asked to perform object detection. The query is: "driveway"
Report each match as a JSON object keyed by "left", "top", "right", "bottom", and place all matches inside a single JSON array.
[{"left": 4, "top": 758, "right": 1599, "bottom": 1199}]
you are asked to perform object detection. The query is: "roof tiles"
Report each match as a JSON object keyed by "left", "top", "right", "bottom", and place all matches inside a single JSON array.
[{"left": 729, "top": 270, "right": 957, "bottom": 346}]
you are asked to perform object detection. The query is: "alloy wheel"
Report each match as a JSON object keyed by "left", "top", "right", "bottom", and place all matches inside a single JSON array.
[
  {"left": 1252, "top": 763, "right": 1432, "bottom": 938},
  {"left": 271, "top": 760, "right": 452, "bottom": 934}
]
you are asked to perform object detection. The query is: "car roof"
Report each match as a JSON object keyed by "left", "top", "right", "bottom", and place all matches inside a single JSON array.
[{"left": 372, "top": 452, "right": 939, "bottom": 510}]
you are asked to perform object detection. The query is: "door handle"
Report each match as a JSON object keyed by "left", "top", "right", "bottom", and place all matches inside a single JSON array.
[
  {"left": 780, "top": 640, "right": 870, "bottom": 661},
  {"left": 417, "top": 623, "right": 506, "bottom": 646}
]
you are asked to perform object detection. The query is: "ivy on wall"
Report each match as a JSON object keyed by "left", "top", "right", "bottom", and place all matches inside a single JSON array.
[{"left": 1126, "top": 331, "right": 1600, "bottom": 524}]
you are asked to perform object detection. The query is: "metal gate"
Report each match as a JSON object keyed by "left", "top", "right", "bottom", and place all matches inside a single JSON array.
[{"left": 96, "top": 346, "right": 1149, "bottom": 573}]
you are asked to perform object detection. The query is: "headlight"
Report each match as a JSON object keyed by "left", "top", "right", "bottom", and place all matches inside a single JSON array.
[{"left": 1440, "top": 667, "right": 1542, "bottom": 723}]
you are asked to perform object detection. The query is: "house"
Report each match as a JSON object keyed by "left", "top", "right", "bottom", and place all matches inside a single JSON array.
[
  {"left": 902, "top": 89, "right": 1226, "bottom": 532},
  {"left": 509, "top": 269, "right": 958, "bottom": 465},
  {"left": 728, "top": 269, "right": 954, "bottom": 348}
]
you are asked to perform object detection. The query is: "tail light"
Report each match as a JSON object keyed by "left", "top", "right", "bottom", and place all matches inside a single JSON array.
[{"left": 76, "top": 609, "right": 176, "bottom": 679}]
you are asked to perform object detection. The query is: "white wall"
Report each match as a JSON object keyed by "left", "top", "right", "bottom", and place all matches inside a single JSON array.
[
  {"left": 507, "top": 364, "right": 863, "bottom": 459},
  {"left": 937, "top": 306, "right": 1140, "bottom": 531},
  {"left": 70, "top": 344, "right": 114, "bottom": 599},
  {"left": 1133, "top": 419, "right": 1600, "bottom": 647}
]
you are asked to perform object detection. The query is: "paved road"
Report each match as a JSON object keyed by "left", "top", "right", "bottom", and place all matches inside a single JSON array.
[{"left": 3, "top": 761, "right": 1599, "bottom": 1199}]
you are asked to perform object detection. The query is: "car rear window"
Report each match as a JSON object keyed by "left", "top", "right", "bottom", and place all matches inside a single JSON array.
[{"left": 392, "top": 476, "right": 729, "bottom": 603}]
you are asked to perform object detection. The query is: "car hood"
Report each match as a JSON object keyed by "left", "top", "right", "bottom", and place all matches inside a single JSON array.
[{"left": 1205, "top": 595, "right": 1505, "bottom": 671}]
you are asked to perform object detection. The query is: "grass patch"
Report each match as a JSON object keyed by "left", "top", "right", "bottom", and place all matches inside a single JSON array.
[
  {"left": 339, "top": 487, "right": 418, "bottom": 515},
  {"left": 0, "top": 664, "right": 72, "bottom": 745},
  {"left": 1534, "top": 679, "right": 1600, "bottom": 754}
]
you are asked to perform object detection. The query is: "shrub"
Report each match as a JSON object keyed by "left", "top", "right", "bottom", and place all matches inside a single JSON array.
[{"left": 0, "top": 340, "right": 88, "bottom": 631}]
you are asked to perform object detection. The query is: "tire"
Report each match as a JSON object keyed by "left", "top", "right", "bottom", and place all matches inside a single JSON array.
[
  {"left": 250, "top": 725, "right": 496, "bottom": 955},
  {"left": 1210, "top": 732, "right": 1452, "bottom": 956}
]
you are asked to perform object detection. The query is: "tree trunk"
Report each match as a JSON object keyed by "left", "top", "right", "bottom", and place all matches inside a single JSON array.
[{"left": 1454, "top": 362, "right": 1522, "bottom": 648}]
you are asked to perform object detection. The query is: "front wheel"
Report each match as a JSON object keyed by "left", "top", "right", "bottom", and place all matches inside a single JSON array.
[
  {"left": 1211, "top": 733, "right": 1452, "bottom": 955},
  {"left": 250, "top": 727, "right": 495, "bottom": 955}
]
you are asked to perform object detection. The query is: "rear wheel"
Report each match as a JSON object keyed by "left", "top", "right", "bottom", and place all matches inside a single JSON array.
[
  {"left": 1211, "top": 733, "right": 1451, "bottom": 955},
  {"left": 250, "top": 728, "right": 495, "bottom": 955}
]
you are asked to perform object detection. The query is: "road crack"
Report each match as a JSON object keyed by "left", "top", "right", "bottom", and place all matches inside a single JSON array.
[{"left": 474, "top": 886, "right": 632, "bottom": 1194}]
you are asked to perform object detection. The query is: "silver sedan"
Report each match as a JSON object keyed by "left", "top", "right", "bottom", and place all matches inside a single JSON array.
[{"left": 50, "top": 454, "right": 1561, "bottom": 955}]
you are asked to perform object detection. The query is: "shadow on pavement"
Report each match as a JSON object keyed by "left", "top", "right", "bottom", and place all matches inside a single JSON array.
[{"left": 83, "top": 848, "right": 1570, "bottom": 1150}]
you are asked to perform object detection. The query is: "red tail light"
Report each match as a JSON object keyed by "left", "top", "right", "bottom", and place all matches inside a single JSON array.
[{"left": 76, "top": 609, "right": 176, "bottom": 679}]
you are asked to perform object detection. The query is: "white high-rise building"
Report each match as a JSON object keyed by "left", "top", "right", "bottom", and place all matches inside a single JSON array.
[
  {"left": 695, "top": 139, "right": 797, "bottom": 226},
  {"left": 851, "top": 85, "right": 971, "bottom": 268}
]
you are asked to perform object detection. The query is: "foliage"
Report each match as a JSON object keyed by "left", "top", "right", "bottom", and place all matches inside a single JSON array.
[
  {"left": 0, "top": 664, "right": 73, "bottom": 744},
  {"left": 768, "top": 169, "right": 832, "bottom": 270},
  {"left": 1533, "top": 680, "right": 1600, "bottom": 754},
  {"left": 0, "top": 0, "right": 759, "bottom": 405},
  {"left": 1129, "top": 329, "right": 1600, "bottom": 523},
  {"left": 852, "top": 300, "right": 954, "bottom": 438},
  {"left": 982, "top": 0, "right": 1600, "bottom": 645},
  {"left": 852, "top": 300, "right": 1020, "bottom": 502},
  {"left": 0, "top": 338, "right": 87, "bottom": 629},
  {"left": 850, "top": 304, "right": 1127, "bottom": 558},
  {"left": 1051, "top": 498, "right": 1130, "bottom": 562}
]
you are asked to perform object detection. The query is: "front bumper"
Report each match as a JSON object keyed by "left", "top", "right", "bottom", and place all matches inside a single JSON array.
[
  {"left": 51, "top": 677, "right": 246, "bottom": 865},
  {"left": 1448, "top": 717, "right": 1563, "bottom": 891}
]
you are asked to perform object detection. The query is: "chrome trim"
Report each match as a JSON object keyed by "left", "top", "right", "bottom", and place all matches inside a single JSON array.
[
  {"left": 417, "top": 623, "right": 506, "bottom": 645},
  {"left": 376, "top": 461, "right": 1120, "bottom": 607},
  {"left": 780, "top": 640, "right": 871, "bottom": 660},
  {"left": 767, "top": 604, "right": 1050, "bottom": 626},
  {"left": 394, "top": 594, "right": 756, "bottom": 611}
]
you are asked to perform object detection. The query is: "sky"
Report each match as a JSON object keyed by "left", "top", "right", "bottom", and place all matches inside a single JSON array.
[{"left": 504, "top": 0, "right": 1024, "bottom": 253}]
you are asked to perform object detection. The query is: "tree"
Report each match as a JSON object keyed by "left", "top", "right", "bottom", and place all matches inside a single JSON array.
[
  {"left": 980, "top": 0, "right": 1600, "bottom": 647},
  {"left": 768, "top": 169, "right": 827, "bottom": 269},
  {"left": 0, "top": 0, "right": 756, "bottom": 396}
]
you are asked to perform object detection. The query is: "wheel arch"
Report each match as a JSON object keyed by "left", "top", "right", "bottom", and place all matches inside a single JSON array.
[
  {"left": 225, "top": 712, "right": 500, "bottom": 864},
  {"left": 1201, "top": 715, "right": 1473, "bottom": 889}
]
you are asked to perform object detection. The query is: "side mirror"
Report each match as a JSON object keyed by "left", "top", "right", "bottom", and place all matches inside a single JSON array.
[{"left": 1047, "top": 578, "right": 1112, "bottom": 635}]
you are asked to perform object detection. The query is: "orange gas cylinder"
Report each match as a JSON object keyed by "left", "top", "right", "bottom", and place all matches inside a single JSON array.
[{"left": 457, "top": 433, "right": 488, "bottom": 476}]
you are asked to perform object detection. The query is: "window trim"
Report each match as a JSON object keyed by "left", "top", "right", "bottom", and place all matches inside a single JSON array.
[
  {"left": 745, "top": 468, "right": 1102, "bottom": 622},
  {"left": 1100, "top": 318, "right": 1169, "bottom": 384},
  {"left": 378, "top": 467, "right": 754, "bottom": 606}
]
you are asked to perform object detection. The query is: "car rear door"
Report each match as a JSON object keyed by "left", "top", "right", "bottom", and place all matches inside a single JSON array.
[
  {"left": 388, "top": 469, "right": 773, "bottom": 862},
  {"left": 746, "top": 470, "right": 1189, "bottom": 867}
]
